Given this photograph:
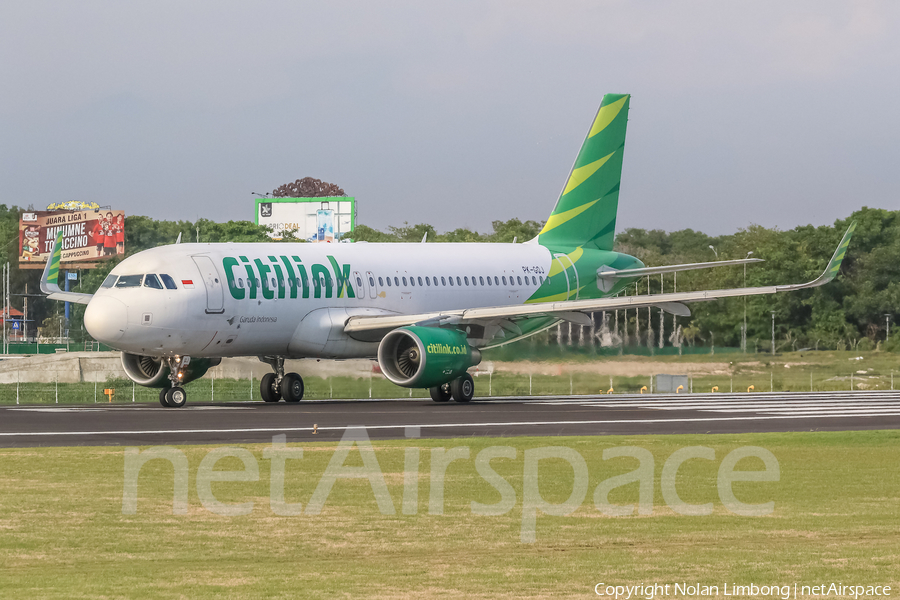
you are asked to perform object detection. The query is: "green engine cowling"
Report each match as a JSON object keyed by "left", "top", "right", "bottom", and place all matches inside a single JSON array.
[
  {"left": 121, "top": 353, "right": 222, "bottom": 388},
  {"left": 377, "top": 327, "right": 481, "bottom": 389}
]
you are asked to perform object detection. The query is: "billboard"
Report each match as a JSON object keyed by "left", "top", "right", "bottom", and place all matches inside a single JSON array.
[
  {"left": 255, "top": 197, "right": 355, "bottom": 241},
  {"left": 19, "top": 210, "right": 126, "bottom": 265}
]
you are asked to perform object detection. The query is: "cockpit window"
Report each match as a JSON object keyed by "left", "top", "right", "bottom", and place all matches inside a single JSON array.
[
  {"left": 160, "top": 274, "right": 177, "bottom": 290},
  {"left": 143, "top": 274, "right": 163, "bottom": 289},
  {"left": 101, "top": 275, "right": 117, "bottom": 288},
  {"left": 115, "top": 275, "right": 143, "bottom": 288}
]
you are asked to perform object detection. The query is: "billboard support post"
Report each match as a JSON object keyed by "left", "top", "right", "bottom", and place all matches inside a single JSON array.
[
  {"left": 2, "top": 262, "right": 6, "bottom": 356},
  {"left": 64, "top": 272, "right": 70, "bottom": 322}
]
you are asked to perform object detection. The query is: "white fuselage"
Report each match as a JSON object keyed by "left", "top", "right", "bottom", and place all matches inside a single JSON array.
[{"left": 84, "top": 242, "right": 557, "bottom": 359}]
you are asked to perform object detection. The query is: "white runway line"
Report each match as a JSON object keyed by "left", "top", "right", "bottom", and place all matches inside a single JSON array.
[{"left": 0, "top": 411, "right": 897, "bottom": 438}]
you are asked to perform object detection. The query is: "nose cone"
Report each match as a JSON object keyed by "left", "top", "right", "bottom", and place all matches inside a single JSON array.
[{"left": 84, "top": 296, "right": 128, "bottom": 343}]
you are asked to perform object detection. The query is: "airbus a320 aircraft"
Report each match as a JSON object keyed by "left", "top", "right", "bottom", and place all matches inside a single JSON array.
[{"left": 40, "top": 94, "right": 856, "bottom": 407}]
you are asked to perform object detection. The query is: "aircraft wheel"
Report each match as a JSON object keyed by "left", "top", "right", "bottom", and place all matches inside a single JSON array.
[
  {"left": 159, "top": 388, "right": 170, "bottom": 408},
  {"left": 165, "top": 387, "right": 187, "bottom": 408},
  {"left": 429, "top": 383, "right": 452, "bottom": 402},
  {"left": 260, "top": 373, "right": 281, "bottom": 402},
  {"left": 450, "top": 374, "right": 474, "bottom": 403},
  {"left": 282, "top": 373, "right": 304, "bottom": 402}
]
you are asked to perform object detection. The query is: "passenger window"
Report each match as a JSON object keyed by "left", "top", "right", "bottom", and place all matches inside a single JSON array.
[
  {"left": 487, "top": 276, "right": 492, "bottom": 286},
  {"left": 517, "top": 276, "right": 522, "bottom": 286},
  {"left": 464, "top": 276, "right": 469, "bottom": 286},
  {"left": 402, "top": 277, "right": 408, "bottom": 286},
  {"left": 479, "top": 276, "right": 484, "bottom": 286},
  {"left": 386, "top": 277, "right": 392, "bottom": 287},
  {"left": 441, "top": 276, "right": 446, "bottom": 286},
  {"left": 378, "top": 277, "right": 384, "bottom": 286},
  {"left": 101, "top": 275, "right": 118, "bottom": 288},
  {"left": 471, "top": 275, "right": 476, "bottom": 285},
  {"left": 532, "top": 276, "right": 537, "bottom": 285},
  {"left": 143, "top": 274, "right": 163, "bottom": 289},
  {"left": 368, "top": 276, "right": 374, "bottom": 287},
  {"left": 502, "top": 276, "right": 507, "bottom": 286},
  {"left": 449, "top": 277, "right": 454, "bottom": 287},
  {"left": 417, "top": 276, "right": 423, "bottom": 286},
  {"left": 425, "top": 277, "right": 431, "bottom": 286},
  {"left": 394, "top": 277, "right": 399, "bottom": 286},
  {"left": 115, "top": 275, "right": 143, "bottom": 288},
  {"left": 357, "top": 276, "right": 363, "bottom": 287}
]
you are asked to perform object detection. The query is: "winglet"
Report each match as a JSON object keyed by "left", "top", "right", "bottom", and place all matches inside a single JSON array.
[
  {"left": 778, "top": 221, "right": 856, "bottom": 291},
  {"left": 822, "top": 220, "right": 857, "bottom": 282},
  {"left": 40, "top": 232, "right": 64, "bottom": 295},
  {"left": 39, "top": 232, "right": 95, "bottom": 305}
]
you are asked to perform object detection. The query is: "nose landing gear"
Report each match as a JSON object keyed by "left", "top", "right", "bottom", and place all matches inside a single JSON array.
[
  {"left": 159, "top": 356, "right": 191, "bottom": 408},
  {"left": 259, "top": 356, "right": 305, "bottom": 403}
]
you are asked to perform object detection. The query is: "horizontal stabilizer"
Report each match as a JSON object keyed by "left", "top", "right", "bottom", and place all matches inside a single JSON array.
[{"left": 598, "top": 258, "right": 763, "bottom": 280}]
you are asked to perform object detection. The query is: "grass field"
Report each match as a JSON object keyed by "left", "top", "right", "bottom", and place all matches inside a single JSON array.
[
  {"left": 1, "top": 431, "right": 897, "bottom": 598},
  {"left": 0, "top": 350, "right": 898, "bottom": 405}
]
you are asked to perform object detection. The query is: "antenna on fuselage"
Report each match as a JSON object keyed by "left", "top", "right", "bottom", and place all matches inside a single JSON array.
[
  {"left": 175, "top": 232, "right": 182, "bottom": 244},
  {"left": 513, "top": 236, "right": 517, "bottom": 244},
  {"left": 421, "top": 232, "right": 427, "bottom": 243}
]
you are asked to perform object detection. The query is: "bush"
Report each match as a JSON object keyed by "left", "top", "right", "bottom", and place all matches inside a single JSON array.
[{"left": 885, "top": 337, "right": 900, "bottom": 353}]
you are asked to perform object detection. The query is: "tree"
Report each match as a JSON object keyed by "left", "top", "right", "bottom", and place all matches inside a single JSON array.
[{"left": 272, "top": 177, "right": 345, "bottom": 198}]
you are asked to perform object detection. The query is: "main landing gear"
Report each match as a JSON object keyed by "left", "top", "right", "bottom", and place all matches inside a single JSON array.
[
  {"left": 259, "top": 356, "right": 305, "bottom": 403},
  {"left": 159, "top": 356, "right": 190, "bottom": 408},
  {"left": 429, "top": 373, "right": 474, "bottom": 403}
]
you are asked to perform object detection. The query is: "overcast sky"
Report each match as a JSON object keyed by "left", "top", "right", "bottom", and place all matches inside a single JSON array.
[{"left": 2, "top": 1, "right": 898, "bottom": 236}]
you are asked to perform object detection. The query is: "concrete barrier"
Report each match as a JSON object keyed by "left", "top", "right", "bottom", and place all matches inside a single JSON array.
[{"left": 0, "top": 352, "right": 382, "bottom": 384}]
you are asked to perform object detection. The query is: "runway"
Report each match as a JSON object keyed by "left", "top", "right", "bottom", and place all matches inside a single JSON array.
[{"left": 2, "top": 390, "right": 899, "bottom": 447}]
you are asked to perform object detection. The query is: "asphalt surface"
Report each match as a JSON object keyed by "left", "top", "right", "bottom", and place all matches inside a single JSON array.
[{"left": 1, "top": 390, "right": 899, "bottom": 447}]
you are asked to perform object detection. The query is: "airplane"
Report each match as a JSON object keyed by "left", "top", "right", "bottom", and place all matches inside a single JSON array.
[{"left": 40, "top": 93, "right": 856, "bottom": 407}]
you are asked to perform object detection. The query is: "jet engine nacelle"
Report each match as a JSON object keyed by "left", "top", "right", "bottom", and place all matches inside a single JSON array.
[
  {"left": 377, "top": 326, "right": 481, "bottom": 389},
  {"left": 121, "top": 352, "right": 221, "bottom": 388}
]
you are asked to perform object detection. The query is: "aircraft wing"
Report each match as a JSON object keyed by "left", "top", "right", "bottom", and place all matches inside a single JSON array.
[
  {"left": 344, "top": 221, "right": 855, "bottom": 335},
  {"left": 40, "top": 233, "right": 94, "bottom": 305}
]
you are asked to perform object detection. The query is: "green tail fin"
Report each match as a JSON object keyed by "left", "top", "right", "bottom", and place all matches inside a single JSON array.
[{"left": 538, "top": 93, "right": 630, "bottom": 251}]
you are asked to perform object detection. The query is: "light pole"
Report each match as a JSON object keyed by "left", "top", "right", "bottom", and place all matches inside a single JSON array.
[
  {"left": 709, "top": 245, "right": 718, "bottom": 259},
  {"left": 743, "top": 251, "right": 753, "bottom": 352},
  {"left": 886, "top": 314, "right": 892, "bottom": 343},
  {"left": 771, "top": 310, "right": 776, "bottom": 355}
]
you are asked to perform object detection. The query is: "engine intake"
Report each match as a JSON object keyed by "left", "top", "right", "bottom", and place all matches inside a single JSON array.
[
  {"left": 121, "top": 353, "right": 221, "bottom": 388},
  {"left": 377, "top": 327, "right": 481, "bottom": 388},
  {"left": 122, "top": 353, "right": 169, "bottom": 387}
]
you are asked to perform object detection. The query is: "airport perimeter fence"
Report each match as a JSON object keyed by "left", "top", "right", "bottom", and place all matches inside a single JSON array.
[{"left": 0, "top": 366, "right": 897, "bottom": 405}]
